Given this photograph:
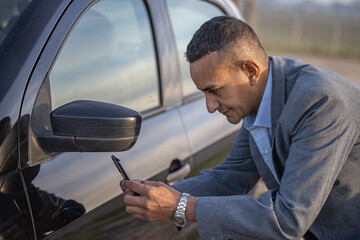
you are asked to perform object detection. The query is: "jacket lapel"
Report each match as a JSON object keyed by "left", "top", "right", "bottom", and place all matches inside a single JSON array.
[
  {"left": 270, "top": 56, "right": 286, "bottom": 136},
  {"left": 270, "top": 56, "right": 287, "bottom": 185}
]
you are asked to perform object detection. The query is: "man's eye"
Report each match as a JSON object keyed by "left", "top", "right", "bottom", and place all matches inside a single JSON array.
[{"left": 210, "top": 89, "right": 218, "bottom": 94}]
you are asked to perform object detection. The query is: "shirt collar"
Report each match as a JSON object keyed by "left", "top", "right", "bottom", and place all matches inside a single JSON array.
[{"left": 244, "top": 59, "right": 272, "bottom": 130}]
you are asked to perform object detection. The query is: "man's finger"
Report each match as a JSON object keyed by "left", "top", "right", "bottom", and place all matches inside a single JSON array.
[
  {"left": 123, "top": 180, "right": 149, "bottom": 195},
  {"left": 123, "top": 192, "right": 145, "bottom": 207},
  {"left": 120, "top": 180, "right": 130, "bottom": 192},
  {"left": 125, "top": 204, "right": 158, "bottom": 221},
  {"left": 125, "top": 205, "right": 145, "bottom": 216},
  {"left": 126, "top": 206, "right": 158, "bottom": 221}
]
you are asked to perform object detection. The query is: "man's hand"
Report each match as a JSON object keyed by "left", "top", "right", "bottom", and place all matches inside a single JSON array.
[{"left": 120, "top": 180, "right": 195, "bottom": 222}]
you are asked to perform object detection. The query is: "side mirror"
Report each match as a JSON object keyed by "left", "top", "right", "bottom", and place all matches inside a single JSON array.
[{"left": 36, "top": 100, "right": 142, "bottom": 153}]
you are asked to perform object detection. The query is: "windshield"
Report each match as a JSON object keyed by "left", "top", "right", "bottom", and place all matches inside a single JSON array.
[{"left": 0, "top": 0, "right": 34, "bottom": 65}]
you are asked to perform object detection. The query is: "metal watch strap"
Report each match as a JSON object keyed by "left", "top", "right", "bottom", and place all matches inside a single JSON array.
[
  {"left": 173, "top": 192, "right": 190, "bottom": 231},
  {"left": 177, "top": 192, "right": 190, "bottom": 212}
]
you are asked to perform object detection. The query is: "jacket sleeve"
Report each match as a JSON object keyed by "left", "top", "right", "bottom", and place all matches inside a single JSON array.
[
  {"left": 191, "top": 90, "right": 358, "bottom": 240},
  {"left": 173, "top": 125, "right": 260, "bottom": 197}
]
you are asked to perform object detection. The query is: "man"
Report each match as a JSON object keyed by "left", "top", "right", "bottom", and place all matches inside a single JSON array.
[{"left": 121, "top": 16, "right": 360, "bottom": 239}]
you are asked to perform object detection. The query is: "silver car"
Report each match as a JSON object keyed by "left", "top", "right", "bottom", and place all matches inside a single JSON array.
[{"left": 0, "top": 0, "right": 242, "bottom": 239}]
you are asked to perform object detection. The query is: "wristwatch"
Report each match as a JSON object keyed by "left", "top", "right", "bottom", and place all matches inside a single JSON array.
[{"left": 172, "top": 192, "right": 190, "bottom": 231}]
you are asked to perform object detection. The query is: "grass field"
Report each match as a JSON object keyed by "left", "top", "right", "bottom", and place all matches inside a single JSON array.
[{"left": 255, "top": 8, "right": 360, "bottom": 59}]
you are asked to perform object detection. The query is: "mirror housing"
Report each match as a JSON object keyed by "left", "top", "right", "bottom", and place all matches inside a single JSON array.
[{"left": 36, "top": 100, "right": 142, "bottom": 153}]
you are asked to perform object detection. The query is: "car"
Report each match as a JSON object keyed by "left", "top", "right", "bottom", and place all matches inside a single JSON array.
[{"left": 0, "top": 0, "right": 243, "bottom": 239}]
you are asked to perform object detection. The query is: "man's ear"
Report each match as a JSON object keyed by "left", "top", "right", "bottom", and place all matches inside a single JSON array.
[{"left": 241, "top": 60, "right": 260, "bottom": 86}]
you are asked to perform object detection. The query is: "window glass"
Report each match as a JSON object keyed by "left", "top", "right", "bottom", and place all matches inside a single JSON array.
[
  {"left": 0, "top": 0, "right": 32, "bottom": 45},
  {"left": 166, "top": 0, "right": 224, "bottom": 96},
  {"left": 49, "top": 0, "right": 159, "bottom": 112},
  {"left": 0, "top": 0, "right": 34, "bottom": 65}
]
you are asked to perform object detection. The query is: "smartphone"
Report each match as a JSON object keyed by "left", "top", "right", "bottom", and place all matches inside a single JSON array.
[
  {"left": 111, "top": 155, "right": 131, "bottom": 180},
  {"left": 112, "top": 155, "right": 140, "bottom": 196}
]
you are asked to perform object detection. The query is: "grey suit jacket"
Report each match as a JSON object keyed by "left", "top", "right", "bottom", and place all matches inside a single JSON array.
[{"left": 174, "top": 56, "right": 360, "bottom": 240}]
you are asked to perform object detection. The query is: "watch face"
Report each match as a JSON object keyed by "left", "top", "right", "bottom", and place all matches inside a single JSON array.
[{"left": 174, "top": 216, "right": 185, "bottom": 226}]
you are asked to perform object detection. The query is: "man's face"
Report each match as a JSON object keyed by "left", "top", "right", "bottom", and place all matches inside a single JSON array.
[{"left": 190, "top": 52, "right": 262, "bottom": 124}]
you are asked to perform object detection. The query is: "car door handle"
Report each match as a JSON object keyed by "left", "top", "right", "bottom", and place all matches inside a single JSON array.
[{"left": 166, "top": 163, "right": 191, "bottom": 185}]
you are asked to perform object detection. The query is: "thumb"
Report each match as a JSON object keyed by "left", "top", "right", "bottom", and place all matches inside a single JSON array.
[{"left": 123, "top": 180, "right": 148, "bottom": 195}]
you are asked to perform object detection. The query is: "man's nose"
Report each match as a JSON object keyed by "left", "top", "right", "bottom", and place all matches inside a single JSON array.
[{"left": 205, "top": 95, "right": 220, "bottom": 113}]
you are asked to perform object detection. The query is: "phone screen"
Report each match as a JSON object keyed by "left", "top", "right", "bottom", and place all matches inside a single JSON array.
[{"left": 111, "top": 155, "right": 130, "bottom": 180}]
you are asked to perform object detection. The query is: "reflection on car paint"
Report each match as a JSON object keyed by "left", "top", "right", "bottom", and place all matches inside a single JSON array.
[{"left": 0, "top": 169, "right": 84, "bottom": 240}]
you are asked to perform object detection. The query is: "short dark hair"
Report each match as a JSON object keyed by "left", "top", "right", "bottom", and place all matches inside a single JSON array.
[{"left": 186, "top": 16, "right": 266, "bottom": 63}]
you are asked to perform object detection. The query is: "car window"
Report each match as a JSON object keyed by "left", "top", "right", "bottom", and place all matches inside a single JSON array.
[
  {"left": 166, "top": 0, "right": 225, "bottom": 97},
  {"left": 0, "top": 0, "right": 35, "bottom": 65},
  {"left": 49, "top": 0, "right": 160, "bottom": 113},
  {"left": 0, "top": 0, "right": 32, "bottom": 44}
]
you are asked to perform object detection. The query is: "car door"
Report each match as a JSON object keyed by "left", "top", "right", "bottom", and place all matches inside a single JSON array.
[
  {"left": 0, "top": 118, "right": 34, "bottom": 239},
  {"left": 166, "top": 0, "right": 243, "bottom": 173},
  {"left": 18, "top": 0, "right": 194, "bottom": 239}
]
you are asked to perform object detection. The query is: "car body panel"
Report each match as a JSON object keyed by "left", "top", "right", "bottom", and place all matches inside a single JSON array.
[{"left": 0, "top": 172, "right": 35, "bottom": 237}]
